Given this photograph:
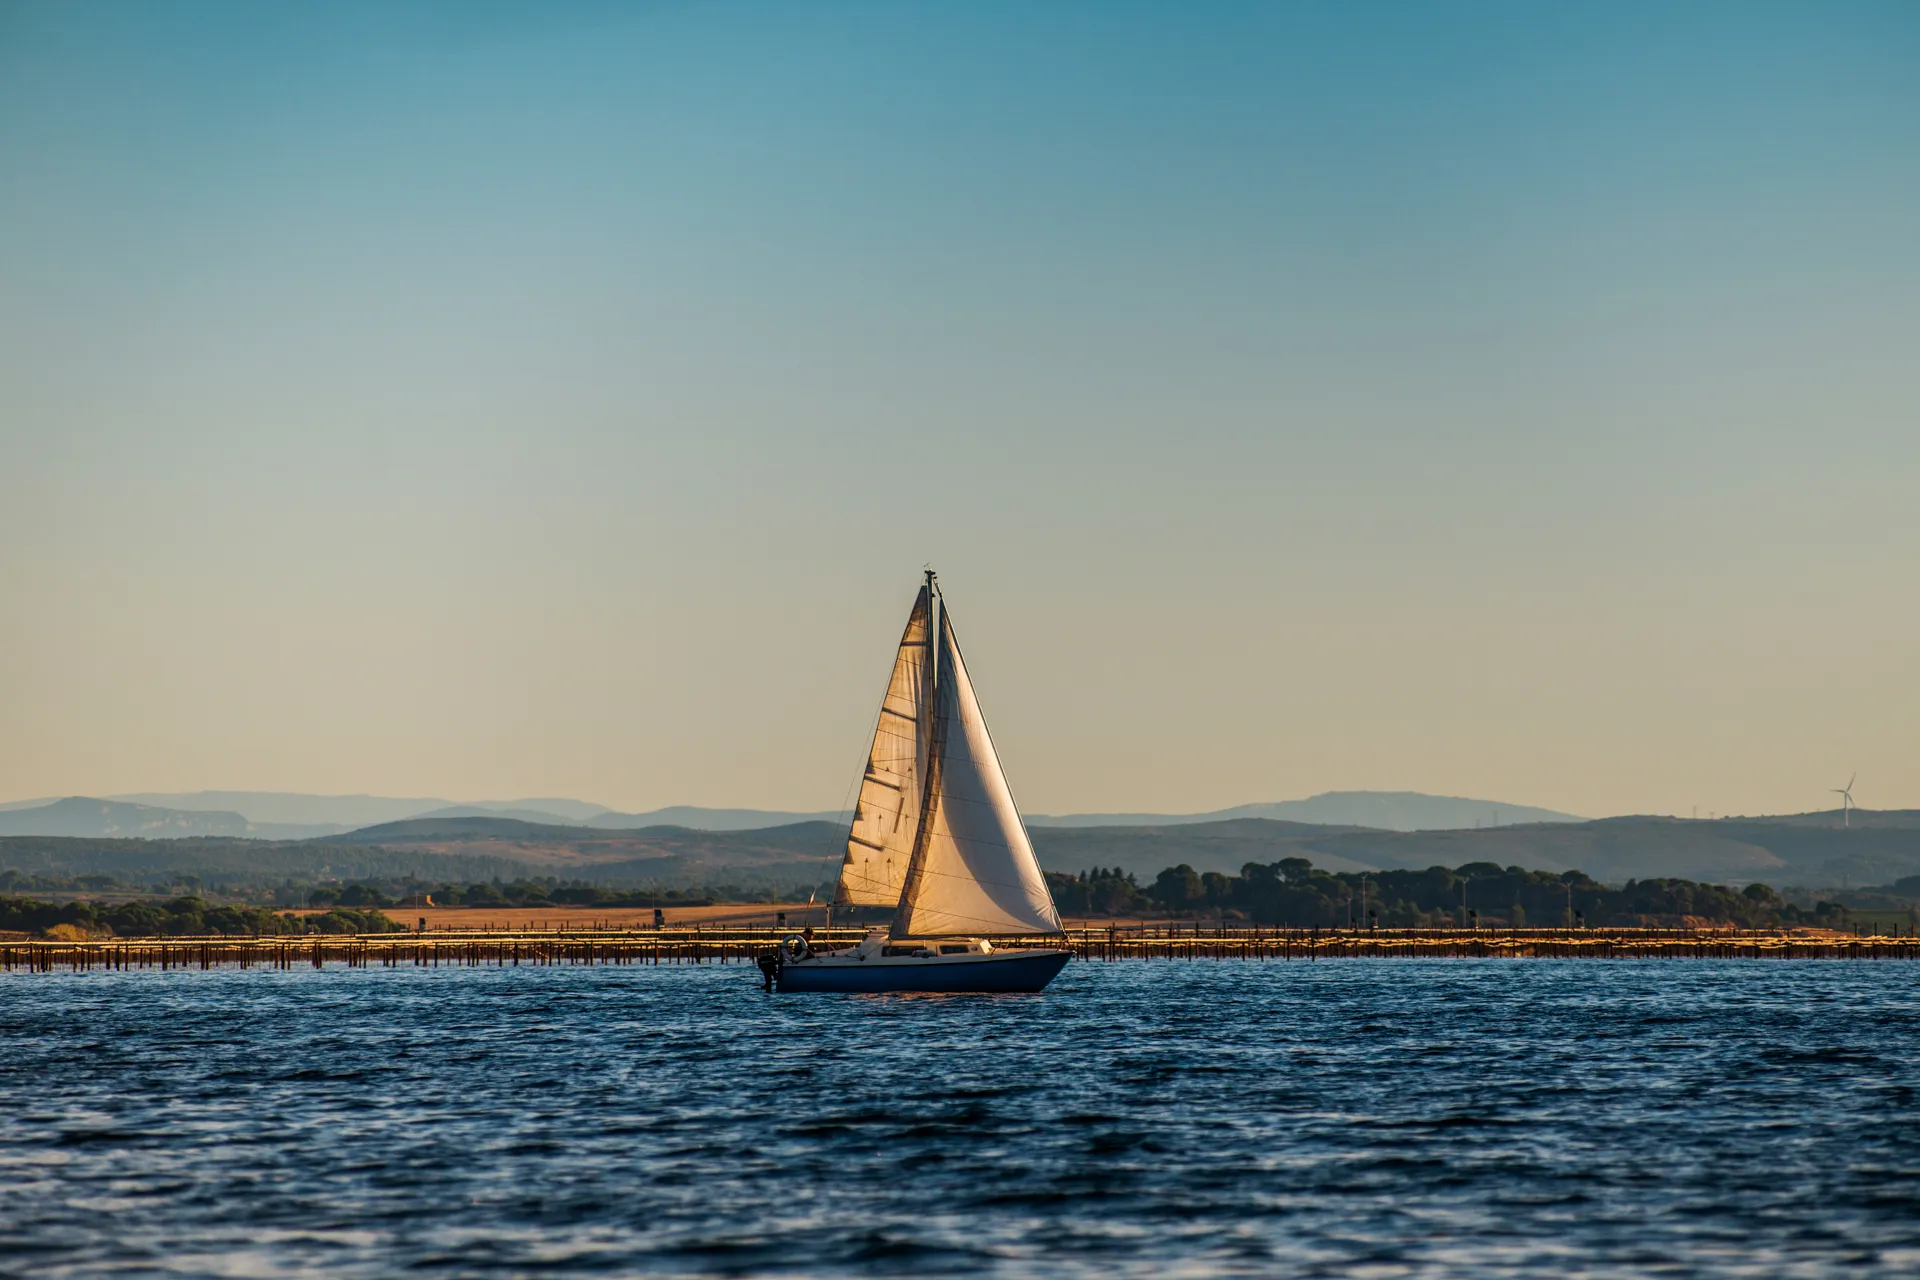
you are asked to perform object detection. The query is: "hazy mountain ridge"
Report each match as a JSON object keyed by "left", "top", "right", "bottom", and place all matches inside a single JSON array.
[
  {"left": 1033, "top": 814, "right": 1920, "bottom": 887},
  {"left": 96, "top": 793, "right": 466, "bottom": 827},
  {"left": 0, "top": 793, "right": 846, "bottom": 835},
  {"left": 0, "top": 793, "right": 621, "bottom": 834},
  {"left": 0, "top": 789, "right": 1584, "bottom": 838},
  {"left": 0, "top": 836, "right": 533, "bottom": 886},
  {"left": 310, "top": 817, "right": 846, "bottom": 890},
  {"left": 0, "top": 798, "right": 256, "bottom": 839},
  {"left": 7, "top": 811, "right": 1919, "bottom": 894},
  {"left": 585, "top": 806, "right": 847, "bottom": 831},
  {"left": 1027, "top": 791, "right": 1585, "bottom": 831},
  {"left": 412, "top": 806, "right": 588, "bottom": 826},
  {"left": 0, "top": 798, "right": 356, "bottom": 841}
]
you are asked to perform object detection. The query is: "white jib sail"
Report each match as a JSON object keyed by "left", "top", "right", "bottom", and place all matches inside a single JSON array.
[
  {"left": 835, "top": 586, "right": 931, "bottom": 906},
  {"left": 893, "top": 610, "right": 1064, "bottom": 938}
]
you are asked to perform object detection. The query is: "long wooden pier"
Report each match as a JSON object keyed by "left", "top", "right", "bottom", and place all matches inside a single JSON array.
[{"left": 3, "top": 925, "right": 1916, "bottom": 973}]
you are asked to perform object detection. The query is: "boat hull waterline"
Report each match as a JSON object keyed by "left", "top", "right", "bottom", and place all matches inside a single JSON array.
[{"left": 775, "top": 949, "right": 1071, "bottom": 994}]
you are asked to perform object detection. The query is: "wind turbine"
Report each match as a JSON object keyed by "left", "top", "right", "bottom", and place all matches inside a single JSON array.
[{"left": 1832, "top": 774, "right": 1857, "bottom": 828}]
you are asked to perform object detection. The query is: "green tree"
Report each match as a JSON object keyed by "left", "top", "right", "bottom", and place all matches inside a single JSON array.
[{"left": 1151, "top": 864, "right": 1204, "bottom": 907}]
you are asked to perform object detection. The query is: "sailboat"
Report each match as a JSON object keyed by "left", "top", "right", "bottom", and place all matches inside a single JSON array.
[{"left": 763, "top": 572, "right": 1071, "bottom": 994}]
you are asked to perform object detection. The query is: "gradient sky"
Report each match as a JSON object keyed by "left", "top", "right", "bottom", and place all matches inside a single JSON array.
[{"left": 2, "top": 1, "right": 1915, "bottom": 818}]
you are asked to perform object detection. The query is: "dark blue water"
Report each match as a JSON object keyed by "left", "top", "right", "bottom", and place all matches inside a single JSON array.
[{"left": 4, "top": 959, "right": 1918, "bottom": 1277}]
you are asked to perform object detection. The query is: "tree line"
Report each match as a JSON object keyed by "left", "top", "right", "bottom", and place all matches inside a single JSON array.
[
  {"left": 0, "top": 895, "right": 404, "bottom": 939},
  {"left": 1045, "top": 859, "right": 1866, "bottom": 929}
]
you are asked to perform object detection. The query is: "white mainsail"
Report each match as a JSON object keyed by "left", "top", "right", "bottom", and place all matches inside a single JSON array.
[
  {"left": 892, "top": 608, "right": 1063, "bottom": 938},
  {"left": 834, "top": 587, "right": 932, "bottom": 907}
]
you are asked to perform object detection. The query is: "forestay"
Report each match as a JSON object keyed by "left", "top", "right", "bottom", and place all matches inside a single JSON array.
[
  {"left": 835, "top": 587, "right": 931, "bottom": 907},
  {"left": 893, "top": 612, "right": 1063, "bottom": 938}
]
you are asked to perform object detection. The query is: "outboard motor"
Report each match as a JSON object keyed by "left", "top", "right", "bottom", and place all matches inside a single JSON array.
[{"left": 757, "top": 935, "right": 810, "bottom": 991}]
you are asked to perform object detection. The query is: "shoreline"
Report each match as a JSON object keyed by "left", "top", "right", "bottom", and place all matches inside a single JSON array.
[{"left": 6, "top": 925, "right": 1915, "bottom": 973}]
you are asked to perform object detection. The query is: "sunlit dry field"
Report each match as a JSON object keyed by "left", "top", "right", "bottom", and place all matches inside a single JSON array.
[
  {"left": 324, "top": 903, "right": 834, "bottom": 932},
  {"left": 305, "top": 904, "right": 1191, "bottom": 934},
  {"left": 342, "top": 906, "right": 1197, "bottom": 933}
]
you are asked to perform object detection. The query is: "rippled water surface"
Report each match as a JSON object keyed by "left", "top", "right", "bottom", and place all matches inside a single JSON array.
[{"left": 4, "top": 958, "right": 1919, "bottom": 1277}]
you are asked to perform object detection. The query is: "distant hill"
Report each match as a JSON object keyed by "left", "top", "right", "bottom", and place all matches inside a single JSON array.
[
  {"left": 0, "top": 797, "right": 596, "bottom": 842},
  {"left": 328, "top": 816, "right": 603, "bottom": 845},
  {"left": 92, "top": 792, "right": 611, "bottom": 828},
  {"left": 6, "top": 811, "right": 1918, "bottom": 893},
  {"left": 98, "top": 791, "right": 461, "bottom": 828},
  {"left": 0, "top": 817, "right": 846, "bottom": 892},
  {"left": 7, "top": 792, "right": 843, "bottom": 833},
  {"left": 1033, "top": 814, "right": 1920, "bottom": 887},
  {"left": 0, "top": 836, "right": 534, "bottom": 887},
  {"left": 412, "top": 805, "right": 586, "bottom": 826},
  {"left": 0, "top": 798, "right": 255, "bottom": 839},
  {"left": 0, "top": 793, "right": 853, "bottom": 842},
  {"left": 585, "top": 806, "right": 846, "bottom": 831},
  {"left": 0, "top": 789, "right": 1586, "bottom": 835},
  {"left": 314, "top": 816, "right": 845, "bottom": 890},
  {"left": 1032, "top": 819, "right": 1385, "bottom": 878},
  {"left": 1029, "top": 791, "right": 1584, "bottom": 831},
  {"left": 0, "top": 797, "right": 367, "bottom": 841},
  {"left": 1725, "top": 809, "right": 1920, "bottom": 831}
]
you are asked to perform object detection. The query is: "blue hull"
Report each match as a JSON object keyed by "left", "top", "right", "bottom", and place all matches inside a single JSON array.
[{"left": 776, "top": 949, "right": 1071, "bottom": 994}]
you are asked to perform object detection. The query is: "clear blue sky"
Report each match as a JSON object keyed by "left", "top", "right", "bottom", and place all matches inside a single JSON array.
[{"left": 2, "top": 1, "right": 1915, "bottom": 817}]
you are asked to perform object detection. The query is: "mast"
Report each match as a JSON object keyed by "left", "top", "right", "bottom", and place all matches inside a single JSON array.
[
  {"left": 893, "top": 569, "right": 949, "bottom": 934},
  {"left": 925, "top": 568, "right": 939, "bottom": 693}
]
